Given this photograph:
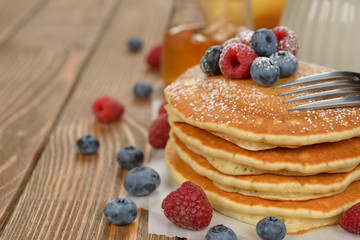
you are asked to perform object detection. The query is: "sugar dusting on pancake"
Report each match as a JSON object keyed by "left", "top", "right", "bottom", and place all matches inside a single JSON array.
[{"left": 165, "top": 62, "right": 360, "bottom": 146}]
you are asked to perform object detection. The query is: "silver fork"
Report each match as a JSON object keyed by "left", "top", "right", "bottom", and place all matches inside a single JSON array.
[{"left": 274, "top": 71, "right": 360, "bottom": 111}]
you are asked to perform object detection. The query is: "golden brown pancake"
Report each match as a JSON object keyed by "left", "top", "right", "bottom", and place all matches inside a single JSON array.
[
  {"left": 170, "top": 130, "right": 360, "bottom": 200},
  {"left": 164, "top": 62, "right": 360, "bottom": 147},
  {"left": 170, "top": 121, "right": 360, "bottom": 174},
  {"left": 165, "top": 141, "right": 360, "bottom": 234}
]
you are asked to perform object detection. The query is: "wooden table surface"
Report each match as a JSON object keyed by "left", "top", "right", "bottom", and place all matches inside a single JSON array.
[{"left": 0, "top": 0, "right": 184, "bottom": 239}]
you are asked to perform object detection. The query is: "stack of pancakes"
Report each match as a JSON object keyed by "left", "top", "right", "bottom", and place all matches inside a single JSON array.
[{"left": 163, "top": 62, "right": 360, "bottom": 234}]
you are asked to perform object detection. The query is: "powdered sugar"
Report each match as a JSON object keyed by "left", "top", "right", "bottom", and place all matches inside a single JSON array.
[
  {"left": 165, "top": 63, "right": 360, "bottom": 138},
  {"left": 273, "top": 26, "right": 299, "bottom": 56}
]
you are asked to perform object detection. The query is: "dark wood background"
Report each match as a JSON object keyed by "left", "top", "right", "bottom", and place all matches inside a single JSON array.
[{"left": 0, "top": 0, "right": 184, "bottom": 239}]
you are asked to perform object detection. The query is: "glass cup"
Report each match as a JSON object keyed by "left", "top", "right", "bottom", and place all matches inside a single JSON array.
[
  {"left": 161, "top": 0, "right": 253, "bottom": 85},
  {"left": 280, "top": 0, "right": 360, "bottom": 72}
]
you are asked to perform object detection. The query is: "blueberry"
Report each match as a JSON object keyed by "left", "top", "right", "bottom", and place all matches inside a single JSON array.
[
  {"left": 133, "top": 81, "right": 152, "bottom": 99},
  {"left": 127, "top": 37, "right": 143, "bottom": 51},
  {"left": 104, "top": 198, "right": 137, "bottom": 225},
  {"left": 250, "top": 57, "right": 280, "bottom": 87},
  {"left": 77, "top": 135, "right": 99, "bottom": 154},
  {"left": 200, "top": 45, "right": 223, "bottom": 76},
  {"left": 124, "top": 166, "right": 160, "bottom": 196},
  {"left": 256, "top": 216, "right": 286, "bottom": 240},
  {"left": 270, "top": 51, "right": 298, "bottom": 77},
  {"left": 117, "top": 146, "right": 144, "bottom": 169},
  {"left": 251, "top": 28, "right": 277, "bottom": 57},
  {"left": 205, "top": 224, "right": 237, "bottom": 240}
]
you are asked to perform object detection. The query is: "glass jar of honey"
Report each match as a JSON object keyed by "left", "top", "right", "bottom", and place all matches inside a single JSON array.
[{"left": 161, "top": 0, "right": 253, "bottom": 85}]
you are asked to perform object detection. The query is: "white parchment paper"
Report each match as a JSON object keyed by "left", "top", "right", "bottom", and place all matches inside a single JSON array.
[{"left": 126, "top": 100, "right": 359, "bottom": 240}]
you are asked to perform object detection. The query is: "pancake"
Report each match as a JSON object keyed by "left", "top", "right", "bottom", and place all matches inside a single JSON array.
[
  {"left": 170, "top": 121, "right": 360, "bottom": 174},
  {"left": 165, "top": 142, "right": 360, "bottom": 234},
  {"left": 164, "top": 62, "right": 360, "bottom": 148},
  {"left": 167, "top": 109, "right": 277, "bottom": 151},
  {"left": 170, "top": 131, "right": 360, "bottom": 200}
]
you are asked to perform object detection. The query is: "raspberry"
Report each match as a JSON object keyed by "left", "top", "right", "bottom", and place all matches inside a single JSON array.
[
  {"left": 158, "top": 99, "right": 167, "bottom": 116},
  {"left": 145, "top": 43, "right": 162, "bottom": 68},
  {"left": 222, "top": 37, "right": 242, "bottom": 47},
  {"left": 92, "top": 96, "right": 125, "bottom": 123},
  {"left": 219, "top": 42, "right": 257, "bottom": 79},
  {"left": 223, "top": 29, "right": 254, "bottom": 47},
  {"left": 340, "top": 202, "right": 360, "bottom": 234},
  {"left": 272, "top": 26, "right": 299, "bottom": 56},
  {"left": 148, "top": 113, "right": 170, "bottom": 148},
  {"left": 161, "top": 181, "right": 212, "bottom": 230},
  {"left": 236, "top": 28, "right": 254, "bottom": 46}
]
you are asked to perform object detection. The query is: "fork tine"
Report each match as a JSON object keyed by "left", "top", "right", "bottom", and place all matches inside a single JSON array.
[
  {"left": 275, "top": 71, "right": 360, "bottom": 89},
  {"left": 288, "top": 96, "right": 360, "bottom": 111},
  {"left": 278, "top": 80, "right": 360, "bottom": 96},
  {"left": 283, "top": 88, "right": 360, "bottom": 103}
]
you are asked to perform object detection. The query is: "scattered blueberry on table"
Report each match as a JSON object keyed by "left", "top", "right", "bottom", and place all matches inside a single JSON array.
[
  {"left": 256, "top": 216, "right": 287, "bottom": 240},
  {"left": 117, "top": 146, "right": 144, "bottom": 169},
  {"left": 77, "top": 135, "right": 100, "bottom": 154},
  {"left": 127, "top": 37, "right": 143, "bottom": 52},
  {"left": 205, "top": 224, "right": 237, "bottom": 240},
  {"left": 124, "top": 166, "right": 160, "bottom": 196},
  {"left": 104, "top": 198, "right": 138, "bottom": 225},
  {"left": 133, "top": 81, "right": 152, "bottom": 99}
]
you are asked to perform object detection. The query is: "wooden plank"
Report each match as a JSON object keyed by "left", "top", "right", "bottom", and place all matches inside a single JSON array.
[
  {"left": 1, "top": 0, "right": 181, "bottom": 239},
  {"left": 0, "top": 0, "right": 48, "bottom": 44},
  {"left": 0, "top": 0, "right": 120, "bottom": 231}
]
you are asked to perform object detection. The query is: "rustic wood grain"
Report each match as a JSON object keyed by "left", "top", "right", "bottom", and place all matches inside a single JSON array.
[
  {"left": 0, "top": 0, "right": 122, "bottom": 233},
  {"left": 0, "top": 0, "right": 184, "bottom": 239},
  {"left": 0, "top": 0, "right": 49, "bottom": 44}
]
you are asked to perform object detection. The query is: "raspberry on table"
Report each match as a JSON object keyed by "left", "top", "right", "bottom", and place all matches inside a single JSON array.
[
  {"left": 200, "top": 45, "right": 223, "bottom": 76},
  {"left": 256, "top": 216, "right": 286, "bottom": 240},
  {"left": 145, "top": 43, "right": 162, "bottom": 68},
  {"left": 133, "top": 81, "right": 152, "bottom": 99},
  {"left": 148, "top": 113, "right": 170, "bottom": 149},
  {"left": 250, "top": 57, "right": 280, "bottom": 87},
  {"left": 340, "top": 202, "right": 360, "bottom": 234},
  {"left": 251, "top": 28, "right": 278, "bottom": 57},
  {"left": 219, "top": 42, "right": 257, "bottom": 79},
  {"left": 272, "top": 26, "right": 299, "bottom": 56},
  {"left": 117, "top": 146, "right": 144, "bottom": 169},
  {"left": 77, "top": 135, "right": 100, "bottom": 154},
  {"left": 158, "top": 99, "right": 167, "bottom": 116},
  {"left": 270, "top": 51, "right": 298, "bottom": 77},
  {"left": 124, "top": 166, "right": 161, "bottom": 196},
  {"left": 104, "top": 198, "right": 137, "bottom": 225},
  {"left": 92, "top": 96, "right": 125, "bottom": 123},
  {"left": 161, "top": 181, "right": 212, "bottom": 230},
  {"left": 127, "top": 37, "right": 143, "bottom": 52},
  {"left": 205, "top": 224, "right": 237, "bottom": 240}
]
